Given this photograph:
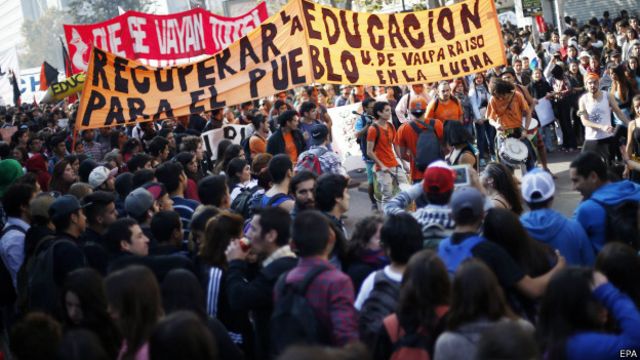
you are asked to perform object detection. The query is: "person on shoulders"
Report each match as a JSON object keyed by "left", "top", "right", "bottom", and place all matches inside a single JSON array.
[{"left": 520, "top": 169, "right": 595, "bottom": 266}]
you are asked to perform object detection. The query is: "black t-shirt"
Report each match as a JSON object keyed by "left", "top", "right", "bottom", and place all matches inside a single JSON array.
[{"left": 450, "top": 232, "right": 525, "bottom": 288}]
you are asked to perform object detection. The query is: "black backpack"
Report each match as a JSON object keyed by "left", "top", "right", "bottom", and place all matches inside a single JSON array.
[
  {"left": 231, "top": 185, "right": 261, "bottom": 219},
  {"left": 358, "top": 270, "right": 401, "bottom": 346},
  {"left": 591, "top": 199, "right": 640, "bottom": 251},
  {"left": 357, "top": 116, "right": 380, "bottom": 161},
  {"left": 0, "top": 225, "right": 26, "bottom": 306},
  {"left": 271, "top": 266, "right": 330, "bottom": 356},
  {"left": 409, "top": 119, "right": 443, "bottom": 172}
]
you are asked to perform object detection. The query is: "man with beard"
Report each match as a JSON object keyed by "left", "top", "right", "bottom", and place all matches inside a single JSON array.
[{"left": 289, "top": 170, "right": 317, "bottom": 220}]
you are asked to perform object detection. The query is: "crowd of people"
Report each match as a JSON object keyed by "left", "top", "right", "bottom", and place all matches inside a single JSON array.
[{"left": 0, "top": 7, "right": 639, "bottom": 360}]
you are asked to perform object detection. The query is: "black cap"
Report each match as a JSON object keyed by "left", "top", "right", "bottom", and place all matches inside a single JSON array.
[{"left": 49, "top": 195, "right": 83, "bottom": 221}]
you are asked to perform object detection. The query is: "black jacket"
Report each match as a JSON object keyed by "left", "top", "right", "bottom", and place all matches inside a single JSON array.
[
  {"left": 266, "top": 129, "right": 306, "bottom": 157},
  {"left": 225, "top": 256, "right": 297, "bottom": 359}
]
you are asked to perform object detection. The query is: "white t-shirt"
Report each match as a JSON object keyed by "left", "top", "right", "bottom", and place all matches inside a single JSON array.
[
  {"left": 354, "top": 265, "right": 403, "bottom": 310},
  {"left": 582, "top": 92, "right": 613, "bottom": 141}
]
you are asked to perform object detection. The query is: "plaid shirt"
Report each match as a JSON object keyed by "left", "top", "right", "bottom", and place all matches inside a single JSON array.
[
  {"left": 275, "top": 257, "right": 358, "bottom": 346},
  {"left": 297, "top": 145, "right": 347, "bottom": 177}
]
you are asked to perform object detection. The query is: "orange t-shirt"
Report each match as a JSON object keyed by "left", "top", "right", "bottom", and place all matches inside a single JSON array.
[
  {"left": 249, "top": 134, "right": 266, "bottom": 156},
  {"left": 486, "top": 91, "right": 529, "bottom": 130},
  {"left": 425, "top": 98, "right": 463, "bottom": 123},
  {"left": 396, "top": 119, "right": 445, "bottom": 181},
  {"left": 367, "top": 122, "right": 398, "bottom": 170},
  {"left": 283, "top": 132, "right": 298, "bottom": 163}
]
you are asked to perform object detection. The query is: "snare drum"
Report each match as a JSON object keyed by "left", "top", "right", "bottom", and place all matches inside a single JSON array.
[
  {"left": 499, "top": 138, "right": 529, "bottom": 167},
  {"left": 523, "top": 118, "right": 539, "bottom": 141}
]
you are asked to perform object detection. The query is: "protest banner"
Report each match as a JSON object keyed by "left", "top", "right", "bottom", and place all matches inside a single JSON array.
[
  {"left": 64, "top": 2, "right": 268, "bottom": 74},
  {"left": 76, "top": 0, "right": 506, "bottom": 130},
  {"left": 327, "top": 102, "right": 362, "bottom": 161},
  {"left": 41, "top": 73, "right": 86, "bottom": 104},
  {"left": 201, "top": 124, "right": 250, "bottom": 160}
]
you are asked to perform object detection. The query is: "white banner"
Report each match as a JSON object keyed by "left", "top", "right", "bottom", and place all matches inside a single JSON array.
[
  {"left": 19, "top": 67, "right": 65, "bottom": 104},
  {"left": 327, "top": 102, "right": 363, "bottom": 161},
  {"left": 0, "top": 48, "right": 19, "bottom": 106},
  {"left": 201, "top": 124, "right": 250, "bottom": 161}
]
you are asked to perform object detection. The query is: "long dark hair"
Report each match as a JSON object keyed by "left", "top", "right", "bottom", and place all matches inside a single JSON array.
[
  {"left": 49, "top": 159, "right": 74, "bottom": 194},
  {"left": 447, "top": 259, "right": 515, "bottom": 331},
  {"left": 215, "top": 144, "right": 242, "bottom": 174},
  {"left": 199, "top": 211, "right": 244, "bottom": 269},
  {"left": 483, "top": 208, "right": 554, "bottom": 276},
  {"left": 537, "top": 267, "right": 602, "bottom": 360},
  {"left": 595, "top": 242, "right": 640, "bottom": 308},
  {"left": 62, "top": 268, "right": 121, "bottom": 359},
  {"left": 483, "top": 162, "right": 524, "bottom": 214},
  {"left": 396, "top": 250, "right": 451, "bottom": 334},
  {"left": 105, "top": 265, "right": 163, "bottom": 360},
  {"left": 346, "top": 215, "right": 384, "bottom": 261},
  {"left": 226, "top": 157, "right": 248, "bottom": 190}
]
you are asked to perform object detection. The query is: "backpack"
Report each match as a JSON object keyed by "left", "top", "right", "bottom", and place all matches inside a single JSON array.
[
  {"left": 0, "top": 225, "right": 26, "bottom": 306},
  {"left": 437, "top": 235, "right": 485, "bottom": 275},
  {"left": 591, "top": 199, "right": 640, "bottom": 250},
  {"left": 270, "top": 266, "right": 330, "bottom": 356},
  {"left": 358, "top": 270, "right": 401, "bottom": 346},
  {"left": 260, "top": 193, "right": 290, "bottom": 209},
  {"left": 24, "top": 237, "right": 84, "bottom": 315},
  {"left": 357, "top": 116, "right": 380, "bottom": 161},
  {"left": 241, "top": 134, "right": 255, "bottom": 164},
  {"left": 382, "top": 306, "right": 449, "bottom": 360},
  {"left": 231, "top": 185, "right": 261, "bottom": 219},
  {"left": 295, "top": 148, "right": 329, "bottom": 175},
  {"left": 410, "top": 119, "right": 443, "bottom": 172},
  {"left": 422, "top": 223, "right": 448, "bottom": 250}
]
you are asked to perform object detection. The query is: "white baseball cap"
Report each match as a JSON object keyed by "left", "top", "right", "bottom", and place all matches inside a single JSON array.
[
  {"left": 521, "top": 169, "right": 555, "bottom": 203},
  {"left": 89, "top": 166, "right": 118, "bottom": 189}
]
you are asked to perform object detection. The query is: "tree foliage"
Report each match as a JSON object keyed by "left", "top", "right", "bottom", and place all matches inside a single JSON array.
[
  {"left": 66, "top": 0, "right": 151, "bottom": 24},
  {"left": 19, "top": 8, "right": 71, "bottom": 70}
]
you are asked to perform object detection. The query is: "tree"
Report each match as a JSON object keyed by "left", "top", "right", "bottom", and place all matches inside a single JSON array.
[
  {"left": 19, "top": 8, "right": 71, "bottom": 70},
  {"left": 66, "top": 0, "right": 151, "bottom": 24}
]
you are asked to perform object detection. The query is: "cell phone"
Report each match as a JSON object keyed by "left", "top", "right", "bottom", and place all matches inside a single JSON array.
[{"left": 451, "top": 165, "right": 471, "bottom": 188}]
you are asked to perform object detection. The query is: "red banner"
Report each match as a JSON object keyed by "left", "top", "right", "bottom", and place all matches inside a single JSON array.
[{"left": 63, "top": 2, "right": 268, "bottom": 74}]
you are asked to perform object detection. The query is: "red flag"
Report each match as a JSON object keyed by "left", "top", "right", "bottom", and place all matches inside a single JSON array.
[{"left": 39, "top": 61, "right": 59, "bottom": 91}]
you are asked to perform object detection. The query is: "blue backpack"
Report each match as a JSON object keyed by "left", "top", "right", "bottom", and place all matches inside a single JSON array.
[{"left": 437, "top": 235, "right": 485, "bottom": 275}]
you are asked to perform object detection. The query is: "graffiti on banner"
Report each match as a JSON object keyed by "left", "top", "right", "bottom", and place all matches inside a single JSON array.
[
  {"left": 201, "top": 124, "right": 250, "bottom": 160},
  {"left": 328, "top": 102, "right": 362, "bottom": 161},
  {"left": 76, "top": 0, "right": 505, "bottom": 130},
  {"left": 64, "top": 2, "right": 268, "bottom": 73}
]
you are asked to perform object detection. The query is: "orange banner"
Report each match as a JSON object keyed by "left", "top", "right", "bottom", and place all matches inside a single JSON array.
[{"left": 77, "top": 0, "right": 505, "bottom": 129}]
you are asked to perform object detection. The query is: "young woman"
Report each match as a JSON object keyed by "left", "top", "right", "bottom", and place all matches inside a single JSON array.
[
  {"left": 173, "top": 151, "right": 201, "bottom": 202},
  {"left": 50, "top": 159, "right": 78, "bottom": 194},
  {"left": 469, "top": 72, "right": 494, "bottom": 165},
  {"left": 226, "top": 158, "right": 256, "bottom": 203},
  {"left": 452, "top": 79, "right": 474, "bottom": 136},
  {"left": 538, "top": 268, "right": 640, "bottom": 360},
  {"left": 105, "top": 265, "right": 163, "bottom": 360},
  {"left": 344, "top": 215, "right": 387, "bottom": 293},
  {"left": 213, "top": 139, "right": 232, "bottom": 175},
  {"left": 444, "top": 120, "right": 477, "bottom": 169},
  {"left": 214, "top": 144, "right": 244, "bottom": 175},
  {"left": 374, "top": 250, "right": 451, "bottom": 360},
  {"left": 197, "top": 212, "right": 254, "bottom": 359},
  {"left": 480, "top": 162, "right": 524, "bottom": 215},
  {"left": 63, "top": 268, "right": 121, "bottom": 359},
  {"left": 434, "top": 260, "right": 533, "bottom": 360}
]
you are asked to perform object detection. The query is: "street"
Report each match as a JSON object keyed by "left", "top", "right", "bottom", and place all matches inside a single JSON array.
[{"left": 343, "top": 151, "right": 582, "bottom": 234}]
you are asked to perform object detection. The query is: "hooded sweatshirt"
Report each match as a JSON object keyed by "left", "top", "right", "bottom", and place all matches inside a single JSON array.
[
  {"left": 573, "top": 180, "right": 640, "bottom": 253},
  {"left": 521, "top": 208, "right": 594, "bottom": 266}
]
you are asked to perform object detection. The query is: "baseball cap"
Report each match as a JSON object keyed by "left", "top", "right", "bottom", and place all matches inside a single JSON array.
[
  {"left": 125, "top": 187, "right": 154, "bottom": 218},
  {"left": 142, "top": 182, "right": 167, "bottom": 201},
  {"left": 309, "top": 124, "right": 329, "bottom": 146},
  {"left": 89, "top": 166, "right": 118, "bottom": 189},
  {"left": 409, "top": 97, "right": 427, "bottom": 115},
  {"left": 501, "top": 67, "right": 516, "bottom": 77},
  {"left": 578, "top": 51, "right": 591, "bottom": 59},
  {"left": 521, "top": 169, "right": 555, "bottom": 203},
  {"left": 450, "top": 187, "right": 484, "bottom": 220},
  {"left": 49, "top": 195, "right": 83, "bottom": 221},
  {"left": 423, "top": 160, "right": 456, "bottom": 194},
  {"left": 0, "top": 159, "right": 24, "bottom": 197}
]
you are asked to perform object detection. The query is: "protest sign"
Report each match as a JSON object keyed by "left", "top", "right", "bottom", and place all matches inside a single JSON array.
[
  {"left": 201, "top": 124, "right": 250, "bottom": 160},
  {"left": 327, "top": 102, "right": 362, "bottom": 161},
  {"left": 535, "top": 97, "right": 555, "bottom": 127},
  {"left": 41, "top": 73, "right": 86, "bottom": 104},
  {"left": 64, "top": 3, "right": 268, "bottom": 73},
  {"left": 77, "top": 0, "right": 506, "bottom": 130}
]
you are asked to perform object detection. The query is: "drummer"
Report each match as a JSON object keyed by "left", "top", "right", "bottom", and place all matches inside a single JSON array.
[
  {"left": 486, "top": 77, "right": 537, "bottom": 171},
  {"left": 501, "top": 67, "right": 552, "bottom": 174}
]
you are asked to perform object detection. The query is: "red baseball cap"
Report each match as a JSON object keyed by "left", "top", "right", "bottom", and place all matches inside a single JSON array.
[{"left": 423, "top": 161, "right": 456, "bottom": 194}]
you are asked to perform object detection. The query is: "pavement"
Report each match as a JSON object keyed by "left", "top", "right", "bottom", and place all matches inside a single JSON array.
[{"left": 342, "top": 151, "right": 582, "bottom": 234}]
